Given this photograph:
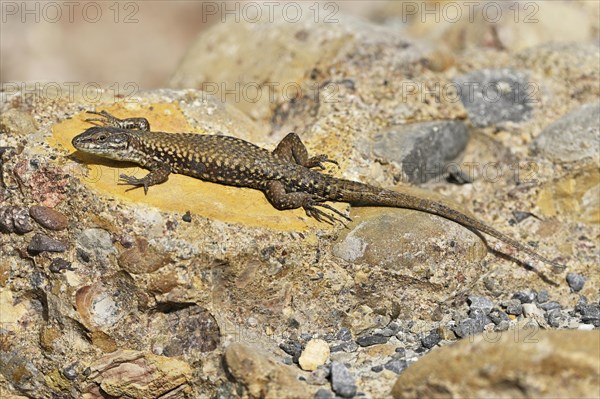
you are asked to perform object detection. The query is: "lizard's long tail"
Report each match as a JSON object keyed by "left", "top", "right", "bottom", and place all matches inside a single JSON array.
[{"left": 330, "top": 178, "right": 564, "bottom": 271}]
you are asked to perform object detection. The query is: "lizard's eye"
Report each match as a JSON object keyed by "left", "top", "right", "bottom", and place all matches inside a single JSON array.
[{"left": 97, "top": 135, "right": 107, "bottom": 142}]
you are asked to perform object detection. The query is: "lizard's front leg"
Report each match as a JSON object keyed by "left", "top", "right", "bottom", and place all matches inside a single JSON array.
[
  {"left": 273, "top": 132, "right": 338, "bottom": 170},
  {"left": 119, "top": 162, "right": 171, "bottom": 194},
  {"left": 86, "top": 110, "right": 151, "bottom": 131}
]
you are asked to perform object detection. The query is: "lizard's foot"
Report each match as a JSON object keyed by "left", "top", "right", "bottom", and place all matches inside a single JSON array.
[
  {"left": 304, "top": 199, "right": 351, "bottom": 225},
  {"left": 119, "top": 173, "right": 150, "bottom": 194},
  {"left": 306, "top": 154, "right": 339, "bottom": 170},
  {"left": 86, "top": 110, "right": 150, "bottom": 131}
]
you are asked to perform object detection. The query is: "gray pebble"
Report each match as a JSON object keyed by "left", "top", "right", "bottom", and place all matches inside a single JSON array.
[
  {"left": 394, "top": 347, "right": 406, "bottom": 356},
  {"left": 536, "top": 290, "right": 549, "bottom": 304},
  {"left": 384, "top": 358, "right": 408, "bottom": 374},
  {"left": 77, "top": 228, "right": 113, "bottom": 251},
  {"left": 62, "top": 365, "right": 77, "bottom": 381},
  {"left": 469, "top": 308, "right": 493, "bottom": 327},
  {"left": 579, "top": 304, "right": 600, "bottom": 327},
  {"left": 532, "top": 102, "right": 600, "bottom": 162},
  {"left": 371, "top": 365, "right": 383, "bottom": 373},
  {"left": 468, "top": 296, "right": 494, "bottom": 315},
  {"left": 503, "top": 299, "right": 523, "bottom": 316},
  {"left": 421, "top": 330, "right": 441, "bottom": 349},
  {"left": 494, "top": 320, "right": 510, "bottom": 332},
  {"left": 28, "top": 233, "right": 67, "bottom": 254},
  {"left": 300, "top": 333, "right": 313, "bottom": 341},
  {"left": 331, "top": 341, "right": 358, "bottom": 353},
  {"left": 566, "top": 273, "right": 586, "bottom": 292},
  {"left": 279, "top": 340, "right": 303, "bottom": 363},
  {"left": 49, "top": 258, "right": 72, "bottom": 273},
  {"left": 539, "top": 301, "right": 562, "bottom": 312},
  {"left": 454, "top": 68, "right": 534, "bottom": 127},
  {"left": 356, "top": 334, "right": 389, "bottom": 347},
  {"left": 546, "top": 309, "right": 565, "bottom": 328},
  {"left": 330, "top": 361, "right": 357, "bottom": 398},
  {"left": 370, "top": 121, "right": 469, "bottom": 183},
  {"left": 315, "top": 388, "right": 333, "bottom": 399},
  {"left": 453, "top": 318, "right": 484, "bottom": 338},
  {"left": 512, "top": 291, "right": 537, "bottom": 304},
  {"left": 488, "top": 308, "right": 510, "bottom": 325},
  {"left": 182, "top": 210, "right": 192, "bottom": 222},
  {"left": 336, "top": 328, "right": 352, "bottom": 342}
]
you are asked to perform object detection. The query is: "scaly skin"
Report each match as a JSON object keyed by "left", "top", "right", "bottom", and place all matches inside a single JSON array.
[{"left": 72, "top": 111, "right": 565, "bottom": 272}]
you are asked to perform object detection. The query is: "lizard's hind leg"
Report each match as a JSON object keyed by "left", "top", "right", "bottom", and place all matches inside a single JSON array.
[
  {"left": 263, "top": 180, "right": 351, "bottom": 225},
  {"left": 273, "top": 132, "right": 338, "bottom": 170}
]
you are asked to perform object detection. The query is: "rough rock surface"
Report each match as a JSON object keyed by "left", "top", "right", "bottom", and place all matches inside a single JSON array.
[
  {"left": 392, "top": 331, "right": 600, "bottom": 399},
  {"left": 0, "top": 4, "right": 598, "bottom": 399}
]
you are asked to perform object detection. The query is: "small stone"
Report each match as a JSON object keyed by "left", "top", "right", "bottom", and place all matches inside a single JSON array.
[
  {"left": 330, "top": 361, "right": 357, "bottom": 398},
  {"left": 279, "top": 340, "right": 303, "bottom": 363},
  {"left": 299, "top": 339, "right": 330, "bottom": 371},
  {"left": 12, "top": 207, "right": 34, "bottom": 234},
  {"left": 467, "top": 296, "right": 494, "bottom": 315},
  {"left": 468, "top": 308, "right": 493, "bottom": 328},
  {"left": 300, "top": 333, "right": 313, "bottom": 341},
  {"left": 536, "top": 290, "right": 549, "bottom": 304},
  {"left": 502, "top": 299, "right": 523, "bottom": 316},
  {"left": 371, "top": 365, "right": 383, "bottom": 373},
  {"left": 579, "top": 304, "right": 600, "bottom": 327},
  {"left": 118, "top": 237, "right": 170, "bottom": 274},
  {"left": 421, "top": 330, "right": 441, "bottom": 349},
  {"left": 356, "top": 333, "right": 389, "bottom": 347},
  {"left": 330, "top": 341, "right": 359, "bottom": 353},
  {"left": 539, "top": 301, "right": 562, "bottom": 312},
  {"left": 488, "top": 308, "right": 510, "bottom": 325},
  {"left": 522, "top": 303, "right": 544, "bottom": 318},
  {"left": 395, "top": 347, "right": 406, "bottom": 356},
  {"left": 494, "top": 320, "right": 510, "bottom": 332},
  {"left": 512, "top": 291, "right": 537, "bottom": 304},
  {"left": 161, "top": 306, "right": 220, "bottom": 356},
  {"left": 384, "top": 358, "right": 408, "bottom": 374},
  {"left": 182, "top": 211, "right": 192, "bottom": 222},
  {"left": 62, "top": 364, "right": 77, "bottom": 381},
  {"left": 454, "top": 68, "right": 533, "bottom": 127},
  {"left": 566, "top": 273, "right": 586, "bottom": 292},
  {"left": 78, "top": 228, "right": 113, "bottom": 251},
  {"left": 315, "top": 388, "right": 333, "bottom": 399},
  {"left": 546, "top": 309, "right": 565, "bottom": 328},
  {"left": 49, "top": 258, "right": 72, "bottom": 273},
  {"left": 453, "top": 318, "right": 484, "bottom": 338},
  {"left": 29, "top": 205, "right": 68, "bottom": 230},
  {"left": 0, "top": 206, "right": 34, "bottom": 234},
  {"left": 28, "top": 233, "right": 67, "bottom": 254}
]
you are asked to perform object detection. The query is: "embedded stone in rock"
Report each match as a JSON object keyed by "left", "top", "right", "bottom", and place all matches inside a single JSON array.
[
  {"left": 392, "top": 331, "right": 600, "bottom": 399},
  {"left": 566, "top": 272, "right": 586, "bottom": 292},
  {"left": 0, "top": 108, "right": 38, "bottom": 137},
  {"left": 0, "top": 206, "right": 34, "bottom": 234},
  {"left": 454, "top": 69, "right": 534, "bottom": 127},
  {"left": 299, "top": 339, "right": 330, "bottom": 371},
  {"left": 371, "top": 121, "right": 469, "bottom": 183},
  {"left": 118, "top": 236, "right": 171, "bottom": 274},
  {"left": 83, "top": 350, "right": 192, "bottom": 398},
  {"left": 27, "top": 233, "right": 66, "bottom": 254},
  {"left": 160, "top": 305, "right": 220, "bottom": 356},
  {"left": 224, "top": 342, "right": 312, "bottom": 399},
  {"left": 29, "top": 205, "right": 68, "bottom": 231},
  {"left": 532, "top": 102, "right": 600, "bottom": 162}
]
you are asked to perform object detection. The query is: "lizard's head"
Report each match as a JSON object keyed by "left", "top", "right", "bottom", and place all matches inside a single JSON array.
[{"left": 72, "top": 127, "right": 134, "bottom": 161}]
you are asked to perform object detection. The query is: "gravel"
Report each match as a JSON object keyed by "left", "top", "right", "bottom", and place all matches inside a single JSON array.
[
  {"left": 566, "top": 273, "right": 586, "bottom": 292},
  {"left": 330, "top": 362, "right": 357, "bottom": 398},
  {"left": 468, "top": 296, "right": 494, "bottom": 314},
  {"left": 27, "top": 233, "right": 67, "bottom": 254},
  {"left": 356, "top": 334, "right": 389, "bottom": 347}
]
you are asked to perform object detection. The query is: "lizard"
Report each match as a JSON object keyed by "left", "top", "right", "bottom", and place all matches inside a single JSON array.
[{"left": 72, "top": 110, "right": 565, "bottom": 272}]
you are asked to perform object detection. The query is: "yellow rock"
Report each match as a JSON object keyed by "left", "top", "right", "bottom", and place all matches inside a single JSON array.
[
  {"left": 299, "top": 339, "right": 330, "bottom": 371},
  {"left": 537, "top": 165, "right": 600, "bottom": 225}
]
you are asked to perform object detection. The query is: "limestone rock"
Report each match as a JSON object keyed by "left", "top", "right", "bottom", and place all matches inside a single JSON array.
[
  {"left": 224, "top": 342, "right": 313, "bottom": 399},
  {"left": 299, "top": 339, "right": 330, "bottom": 371},
  {"left": 392, "top": 330, "right": 600, "bottom": 398}
]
